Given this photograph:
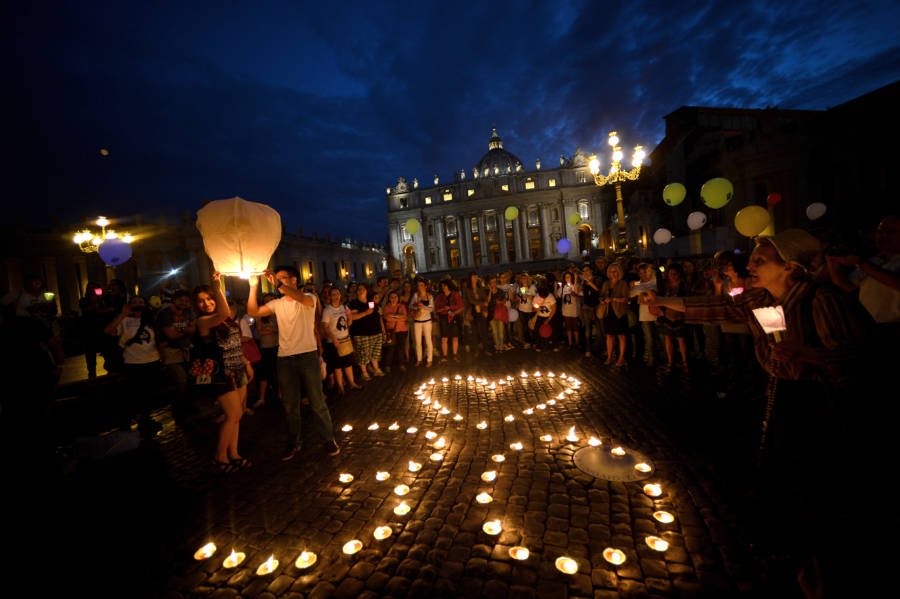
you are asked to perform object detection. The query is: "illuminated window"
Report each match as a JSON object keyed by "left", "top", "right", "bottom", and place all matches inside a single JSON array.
[
  {"left": 425, "top": 196, "right": 432, "bottom": 205},
  {"left": 485, "top": 212, "right": 497, "bottom": 232},
  {"left": 400, "top": 224, "right": 412, "bottom": 242},
  {"left": 467, "top": 189, "right": 475, "bottom": 197},
  {"left": 548, "top": 178, "right": 557, "bottom": 187},
  {"left": 400, "top": 198, "right": 408, "bottom": 209},
  {"left": 525, "top": 178, "right": 535, "bottom": 190},
  {"left": 445, "top": 217, "right": 458, "bottom": 236},
  {"left": 578, "top": 200, "right": 590, "bottom": 220},
  {"left": 471, "top": 216, "right": 479, "bottom": 233},
  {"left": 443, "top": 189, "right": 452, "bottom": 201},
  {"left": 501, "top": 184, "right": 509, "bottom": 192},
  {"left": 483, "top": 168, "right": 489, "bottom": 177},
  {"left": 578, "top": 171, "right": 587, "bottom": 183},
  {"left": 527, "top": 207, "right": 540, "bottom": 227}
]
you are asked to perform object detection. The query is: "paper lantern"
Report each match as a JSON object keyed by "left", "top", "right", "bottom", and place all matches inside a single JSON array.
[
  {"left": 652, "top": 228, "right": 672, "bottom": 245},
  {"left": 687, "top": 211, "right": 707, "bottom": 230},
  {"left": 806, "top": 202, "right": 827, "bottom": 220},
  {"left": 508, "top": 308, "right": 519, "bottom": 323},
  {"left": 700, "top": 178, "right": 733, "bottom": 209},
  {"left": 567, "top": 212, "right": 581, "bottom": 226},
  {"left": 196, "top": 197, "right": 282, "bottom": 276},
  {"left": 557, "top": 238, "right": 572, "bottom": 254},
  {"left": 98, "top": 238, "right": 132, "bottom": 266},
  {"left": 405, "top": 218, "right": 421, "bottom": 235},
  {"left": 734, "top": 206, "right": 770, "bottom": 237},
  {"left": 504, "top": 206, "right": 519, "bottom": 221},
  {"left": 662, "top": 183, "right": 686, "bottom": 206},
  {"left": 766, "top": 192, "right": 782, "bottom": 206}
]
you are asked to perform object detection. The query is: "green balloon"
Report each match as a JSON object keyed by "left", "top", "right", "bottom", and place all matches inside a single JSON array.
[
  {"left": 504, "top": 206, "right": 519, "bottom": 221},
  {"left": 567, "top": 212, "right": 581, "bottom": 226},
  {"left": 701, "top": 177, "right": 734, "bottom": 209},
  {"left": 405, "top": 218, "right": 421, "bottom": 235},
  {"left": 662, "top": 183, "right": 686, "bottom": 206}
]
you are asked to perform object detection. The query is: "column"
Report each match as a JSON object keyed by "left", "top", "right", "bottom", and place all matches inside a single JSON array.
[
  {"left": 518, "top": 210, "right": 529, "bottom": 261},
  {"left": 498, "top": 214, "right": 509, "bottom": 264},
  {"left": 478, "top": 213, "right": 488, "bottom": 266},
  {"left": 461, "top": 215, "right": 475, "bottom": 267},
  {"left": 434, "top": 219, "right": 448, "bottom": 270},
  {"left": 540, "top": 204, "right": 553, "bottom": 259}
]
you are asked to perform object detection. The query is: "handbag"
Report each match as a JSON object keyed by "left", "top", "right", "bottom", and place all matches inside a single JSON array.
[
  {"left": 335, "top": 337, "right": 354, "bottom": 357},
  {"left": 241, "top": 338, "right": 262, "bottom": 363},
  {"left": 595, "top": 302, "right": 609, "bottom": 320}
]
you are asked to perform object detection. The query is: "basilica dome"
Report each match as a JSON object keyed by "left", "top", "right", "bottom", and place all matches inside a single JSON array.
[{"left": 474, "top": 128, "right": 523, "bottom": 177}]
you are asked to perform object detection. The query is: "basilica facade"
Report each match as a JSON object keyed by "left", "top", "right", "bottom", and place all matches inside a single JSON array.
[{"left": 386, "top": 129, "right": 612, "bottom": 277}]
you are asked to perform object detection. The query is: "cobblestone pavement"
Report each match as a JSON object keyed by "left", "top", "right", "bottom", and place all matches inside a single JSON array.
[{"left": 48, "top": 351, "right": 779, "bottom": 598}]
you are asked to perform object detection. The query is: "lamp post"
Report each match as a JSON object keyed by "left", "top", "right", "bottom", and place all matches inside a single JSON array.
[
  {"left": 72, "top": 216, "right": 133, "bottom": 253},
  {"left": 588, "top": 132, "right": 646, "bottom": 252}
]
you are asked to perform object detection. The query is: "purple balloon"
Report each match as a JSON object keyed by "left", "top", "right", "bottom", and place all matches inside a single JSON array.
[
  {"left": 556, "top": 238, "right": 571, "bottom": 254},
  {"left": 98, "top": 238, "right": 132, "bottom": 266}
]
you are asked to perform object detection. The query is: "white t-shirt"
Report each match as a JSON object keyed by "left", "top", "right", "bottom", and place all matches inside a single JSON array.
[
  {"left": 630, "top": 279, "right": 658, "bottom": 322},
  {"left": 116, "top": 316, "right": 161, "bottom": 364},
  {"left": 239, "top": 313, "right": 255, "bottom": 339},
  {"left": 516, "top": 284, "right": 537, "bottom": 313},
  {"left": 558, "top": 284, "right": 580, "bottom": 318},
  {"left": 267, "top": 293, "right": 319, "bottom": 356},
  {"left": 321, "top": 304, "right": 352, "bottom": 342},
  {"left": 533, "top": 294, "right": 556, "bottom": 318},
  {"left": 855, "top": 254, "right": 900, "bottom": 323}
]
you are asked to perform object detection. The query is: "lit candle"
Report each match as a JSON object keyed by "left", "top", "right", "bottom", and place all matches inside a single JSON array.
[
  {"left": 547, "top": 372, "right": 556, "bottom": 378},
  {"left": 414, "top": 389, "right": 423, "bottom": 396},
  {"left": 634, "top": 462, "right": 652, "bottom": 473},
  {"left": 476, "top": 421, "right": 488, "bottom": 430},
  {"left": 506, "top": 375, "right": 513, "bottom": 381},
  {"left": 453, "top": 414, "right": 464, "bottom": 421},
  {"left": 193, "top": 542, "right": 216, "bottom": 560},
  {"left": 428, "top": 378, "right": 436, "bottom": 385},
  {"left": 560, "top": 373, "right": 567, "bottom": 379},
  {"left": 540, "top": 434, "right": 553, "bottom": 443},
  {"left": 520, "top": 371, "right": 528, "bottom": 378},
  {"left": 425, "top": 431, "right": 437, "bottom": 440},
  {"left": 643, "top": 483, "right": 662, "bottom": 497},
  {"left": 475, "top": 492, "right": 493, "bottom": 504},
  {"left": 467, "top": 375, "right": 474, "bottom": 381},
  {"left": 406, "top": 427, "right": 418, "bottom": 434},
  {"left": 433, "top": 401, "right": 442, "bottom": 409},
  {"left": 523, "top": 408, "right": 534, "bottom": 415},
  {"left": 547, "top": 399, "right": 556, "bottom": 405},
  {"left": 373, "top": 526, "right": 393, "bottom": 540},
  {"left": 603, "top": 547, "right": 626, "bottom": 565},
  {"left": 488, "top": 382, "right": 496, "bottom": 390},
  {"left": 610, "top": 446, "right": 626, "bottom": 457},
  {"left": 566, "top": 427, "right": 578, "bottom": 442},
  {"left": 433, "top": 436, "right": 447, "bottom": 449},
  {"left": 536, "top": 403, "right": 546, "bottom": 410},
  {"left": 455, "top": 374, "right": 463, "bottom": 380},
  {"left": 394, "top": 501, "right": 411, "bottom": 516},
  {"left": 339, "top": 473, "right": 354, "bottom": 483},
  {"left": 341, "top": 424, "right": 353, "bottom": 432},
  {"left": 422, "top": 398, "right": 432, "bottom": 406},
  {"left": 430, "top": 452, "right": 443, "bottom": 461},
  {"left": 482, "top": 520, "right": 502, "bottom": 535},
  {"left": 408, "top": 461, "right": 422, "bottom": 472},
  {"left": 491, "top": 454, "right": 505, "bottom": 463},
  {"left": 588, "top": 437, "right": 602, "bottom": 447},
  {"left": 653, "top": 511, "right": 675, "bottom": 524},
  {"left": 557, "top": 392, "right": 565, "bottom": 400},
  {"left": 368, "top": 423, "right": 379, "bottom": 431},
  {"left": 509, "top": 442, "right": 523, "bottom": 451},
  {"left": 388, "top": 422, "right": 400, "bottom": 430},
  {"left": 342, "top": 540, "right": 363, "bottom": 555},
  {"left": 564, "top": 388, "right": 574, "bottom": 395},
  {"left": 441, "top": 377, "right": 449, "bottom": 383},
  {"left": 504, "top": 415, "right": 515, "bottom": 422},
  {"left": 439, "top": 408, "right": 450, "bottom": 415},
  {"left": 509, "top": 546, "right": 530, "bottom": 560},
  {"left": 534, "top": 371, "right": 542, "bottom": 377},
  {"left": 570, "top": 378, "right": 580, "bottom": 385},
  {"left": 223, "top": 549, "right": 246, "bottom": 569},
  {"left": 295, "top": 550, "right": 317, "bottom": 569},
  {"left": 256, "top": 555, "right": 279, "bottom": 575},
  {"left": 645, "top": 536, "right": 669, "bottom": 551},
  {"left": 554, "top": 556, "right": 578, "bottom": 574},
  {"left": 481, "top": 470, "right": 497, "bottom": 482},
  {"left": 375, "top": 471, "right": 390, "bottom": 481},
  {"left": 394, "top": 484, "right": 410, "bottom": 496},
  {"left": 498, "top": 379, "right": 506, "bottom": 386}
]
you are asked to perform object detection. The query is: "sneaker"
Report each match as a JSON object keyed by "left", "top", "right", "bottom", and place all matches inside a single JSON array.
[
  {"left": 324, "top": 439, "right": 341, "bottom": 456},
  {"left": 280, "top": 445, "right": 299, "bottom": 461}
]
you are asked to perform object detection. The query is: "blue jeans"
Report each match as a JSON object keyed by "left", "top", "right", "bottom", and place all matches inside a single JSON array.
[{"left": 277, "top": 351, "right": 334, "bottom": 448}]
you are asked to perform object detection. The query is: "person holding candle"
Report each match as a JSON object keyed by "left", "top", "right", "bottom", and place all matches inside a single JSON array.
[
  {"left": 434, "top": 279, "right": 463, "bottom": 363},
  {"left": 409, "top": 278, "right": 435, "bottom": 367}
]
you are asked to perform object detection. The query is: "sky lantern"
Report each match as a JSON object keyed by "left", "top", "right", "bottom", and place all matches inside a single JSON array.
[{"left": 196, "top": 196, "right": 282, "bottom": 277}]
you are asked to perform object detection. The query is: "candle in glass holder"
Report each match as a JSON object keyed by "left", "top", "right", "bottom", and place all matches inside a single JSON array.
[
  {"left": 643, "top": 483, "right": 662, "bottom": 497},
  {"left": 603, "top": 547, "right": 626, "bottom": 565},
  {"left": 406, "top": 426, "right": 418, "bottom": 434},
  {"left": 394, "top": 501, "right": 411, "bottom": 516},
  {"left": 554, "top": 556, "right": 578, "bottom": 574},
  {"left": 540, "top": 434, "right": 553, "bottom": 443},
  {"left": 394, "top": 484, "right": 410, "bottom": 496},
  {"left": 536, "top": 403, "right": 546, "bottom": 410},
  {"left": 430, "top": 452, "right": 443, "bottom": 461},
  {"left": 388, "top": 422, "right": 400, "bottom": 430},
  {"left": 523, "top": 408, "right": 534, "bottom": 415},
  {"left": 475, "top": 492, "right": 493, "bottom": 504},
  {"left": 256, "top": 555, "right": 279, "bottom": 575},
  {"left": 509, "top": 442, "right": 523, "bottom": 451},
  {"left": 193, "top": 542, "right": 216, "bottom": 560},
  {"left": 482, "top": 520, "right": 502, "bottom": 535},
  {"left": 223, "top": 549, "right": 246, "bottom": 569},
  {"left": 433, "top": 436, "right": 447, "bottom": 449},
  {"left": 504, "top": 414, "right": 515, "bottom": 422},
  {"left": 368, "top": 422, "right": 379, "bottom": 431},
  {"left": 481, "top": 470, "right": 497, "bottom": 482},
  {"left": 566, "top": 427, "right": 578, "bottom": 442},
  {"left": 610, "top": 446, "right": 626, "bottom": 457},
  {"left": 645, "top": 536, "right": 669, "bottom": 551},
  {"left": 491, "top": 454, "right": 505, "bottom": 463},
  {"left": 342, "top": 540, "right": 363, "bottom": 555},
  {"left": 373, "top": 526, "right": 393, "bottom": 540},
  {"left": 509, "top": 546, "right": 530, "bottom": 560},
  {"left": 408, "top": 461, "right": 422, "bottom": 472},
  {"left": 341, "top": 424, "right": 353, "bottom": 432},
  {"left": 588, "top": 437, "right": 602, "bottom": 447},
  {"left": 375, "top": 471, "right": 390, "bottom": 481},
  {"left": 295, "top": 550, "right": 317, "bottom": 569},
  {"left": 653, "top": 511, "right": 675, "bottom": 524},
  {"left": 476, "top": 421, "right": 488, "bottom": 430},
  {"left": 425, "top": 431, "right": 437, "bottom": 440},
  {"left": 339, "top": 473, "right": 354, "bottom": 483},
  {"left": 634, "top": 462, "right": 652, "bottom": 473}
]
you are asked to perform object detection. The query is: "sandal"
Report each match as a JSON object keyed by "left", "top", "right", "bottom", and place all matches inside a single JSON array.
[
  {"left": 213, "top": 460, "right": 238, "bottom": 474},
  {"left": 230, "top": 457, "right": 253, "bottom": 469}
]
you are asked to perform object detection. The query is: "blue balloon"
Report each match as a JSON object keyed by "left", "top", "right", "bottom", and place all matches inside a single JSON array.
[
  {"left": 556, "top": 238, "right": 571, "bottom": 254},
  {"left": 98, "top": 238, "right": 133, "bottom": 266}
]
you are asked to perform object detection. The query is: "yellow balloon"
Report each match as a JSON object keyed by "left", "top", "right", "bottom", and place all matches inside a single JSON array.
[
  {"left": 405, "top": 218, "right": 421, "bottom": 235},
  {"left": 567, "top": 212, "right": 581, "bottom": 226},
  {"left": 701, "top": 178, "right": 733, "bottom": 209},
  {"left": 504, "top": 206, "right": 519, "bottom": 221},
  {"left": 662, "top": 183, "right": 686, "bottom": 206},
  {"left": 734, "top": 206, "right": 770, "bottom": 237}
]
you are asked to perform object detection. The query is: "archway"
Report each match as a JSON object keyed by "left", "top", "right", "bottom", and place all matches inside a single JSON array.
[{"left": 577, "top": 224, "right": 592, "bottom": 255}]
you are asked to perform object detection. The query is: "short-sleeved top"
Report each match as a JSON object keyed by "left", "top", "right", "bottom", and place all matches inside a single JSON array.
[
  {"left": 321, "top": 304, "right": 352, "bottom": 342},
  {"left": 581, "top": 276, "right": 600, "bottom": 307},
  {"left": 559, "top": 284, "right": 580, "bottom": 318},
  {"left": 382, "top": 302, "right": 409, "bottom": 332},
  {"left": 348, "top": 299, "right": 381, "bottom": 336},
  {"left": 116, "top": 316, "right": 160, "bottom": 364},
  {"left": 532, "top": 294, "right": 556, "bottom": 318},
  {"left": 267, "top": 294, "right": 319, "bottom": 356},
  {"left": 630, "top": 279, "right": 658, "bottom": 322},
  {"left": 156, "top": 305, "right": 195, "bottom": 349},
  {"left": 516, "top": 285, "right": 537, "bottom": 313}
]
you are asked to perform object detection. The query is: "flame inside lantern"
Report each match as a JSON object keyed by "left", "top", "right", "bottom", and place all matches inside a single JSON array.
[{"left": 194, "top": 542, "right": 216, "bottom": 560}]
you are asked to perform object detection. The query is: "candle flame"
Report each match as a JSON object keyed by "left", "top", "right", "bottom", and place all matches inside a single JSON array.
[
  {"left": 339, "top": 473, "right": 354, "bottom": 483},
  {"left": 453, "top": 414, "right": 464, "bottom": 421},
  {"left": 548, "top": 372, "right": 556, "bottom": 377},
  {"left": 588, "top": 437, "right": 602, "bottom": 446},
  {"left": 373, "top": 526, "right": 393, "bottom": 540},
  {"left": 223, "top": 549, "right": 246, "bottom": 568},
  {"left": 430, "top": 452, "right": 443, "bottom": 461},
  {"left": 295, "top": 551, "right": 317, "bottom": 569},
  {"left": 645, "top": 536, "right": 670, "bottom": 551},
  {"left": 455, "top": 374, "right": 462, "bottom": 380},
  {"left": 193, "top": 542, "right": 217, "bottom": 560},
  {"left": 482, "top": 520, "right": 502, "bottom": 535},
  {"left": 394, "top": 501, "right": 411, "bottom": 515},
  {"left": 643, "top": 483, "right": 663, "bottom": 497},
  {"left": 540, "top": 434, "right": 553, "bottom": 442},
  {"left": 433, "top": 437, "right": 447, "bottom": 449},
  {"left": 653, "top": 511, "right": 675, "bottom": 524},
  {"left": 555, "top": 556, "right": 578, "bottom": 574},
  {"left": 520, "top": 371, "right": 528, "bottom": 377},
  {"left": 368, "top": 422, "right": 379, "bottom": 430},
  {"left": 425, "top": 431, "right": 437, "bottom": 439},
  {"left": 509, "top": 442, "right": 523, "bottom": 451},
  {"left": 491, "top": 454, "right": 505, "bottom": 463},
  {"left": 611, "top": 446, "right": 626, "bottom": 456},
  {"left": 504, "top": 414, "right": 515, "bottom": 422},
  {"left": 341, "top": 424, "right": 353, "bottom": 432},
  {"left": 481, "top": 470, "right": 497, "bottom": 482},
  {"left": 523, "top": 408, "right": 534, "bottom": 415},
  {"left": 441, "top": 377, "right": 449, "bottom": 382},
  {"left": 408, "top": 461, "right": 422, "bottom": 472},
  {"left": 476, "top": 421, "right": 488, "bottom": 429},
  {"left": 634, "top": 462, "right": 652, "bottom": 473},
  {"left": 388, "top": 422, "right": 400, "bottom": 430},
  {"left": 603, "top": 547, "right": 627, "bottom": 565},
  {"left": 439, "top": 407, "right": 450, "bottom": 415},
  {"left": 475, "top": 492, "right": 493, "bottom": 504},
  {"left": 256, "top": 555, "right": 279, "bottom": 575},
  {"left": 375, "top": 471, "right": 390, "bottom": 481},
  {"left": 536, "top": 403, "right": 546, "bottom": 410},
  {"left": 406, "top": 427, "right": 418, "bottom": 434},
  {"left": 394, "top": 484, "right": 410, "bottom": 496},
  {"left": 342, "top": 540, "right": 362, "bottom": 555},
  {"left": 428, "top": 378, "right": 435, "bottom": 385},
  {"left": 547, "top": 399, "right": 556, "bottom": 405},
  {"left": 509, "top": 546, "right": 530, "bottom": 560},
  {"left": 566, "top": 426, "right": 578, "bottom": 442}
]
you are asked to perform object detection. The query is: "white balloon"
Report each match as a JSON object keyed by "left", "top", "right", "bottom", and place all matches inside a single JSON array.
[
  {"left": 653, "top": 228, "right": 673, "bottom": 245},
  {"left": 687, "top": 211, "right": 707, "bottom": 231},
  {"left": 806, "top": 202, "right": 827, "bottom": 220},
  {"left": 508, "top": 308, "right": 519, "bottom": 322}
]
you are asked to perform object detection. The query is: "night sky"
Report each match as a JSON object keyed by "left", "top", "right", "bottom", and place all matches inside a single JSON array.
[{"left": 10, "top": 0, "right": 900, "bottom": 245}]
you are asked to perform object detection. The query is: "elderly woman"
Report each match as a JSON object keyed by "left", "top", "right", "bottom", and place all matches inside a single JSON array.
[{"left": 347, "top": 283, "right": 384, "bottom": 380}]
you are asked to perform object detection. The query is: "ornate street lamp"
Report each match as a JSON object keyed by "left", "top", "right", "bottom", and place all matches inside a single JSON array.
[
  {"left": 588, "top": 132, "right": 646, "bottom": 252},
  {"left": 72, "top": 216, "right": 133, "bottom": 253}
]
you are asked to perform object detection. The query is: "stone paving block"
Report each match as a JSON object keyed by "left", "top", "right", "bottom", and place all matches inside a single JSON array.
[
  {"left": 568, "top": 527, "right": 589, "bottom": 544},
  {"left": 209, "top": 589, "right": 240, "bottom": 599},
  {"left": 226, "top": 569, "right": 252, "bottom": 587},
  {"left": 333, "top": 577, "right": 366, "bottom": 599},
  {"left": 639, "top": 557, "right": 668, "bottom": 579},
  {"left": 591, "top": 567, "right": 618, "bottom": 588},
  {"left": 384, "top": 576, "right": 411, "bottom": 595},
  {"left": 266, "top": 575, "right": 294, "bottom": 596},
  {"left": 348, "top": 560, "right": 375, "bottom": 579},
  {"left": 306, "top": 581, "right": 336, "bottom": 599},
  {"left": 483, "top": 579, "right": 508, "bottom": 597},
  {"left": 617, "top": 579, "right": 649, "bottom": 597},
  {"left": 644, "top": 576, "right": 673, "bottom": 594},
  {"left": 464, "top": 557, "right": 488, "bottom": 575},
  {"left": 543, "top": 530, "right": 568, "bottom": 547},
  {"left": 546, "top": 516, "right": 569, "bottom": 531},
  {"left": 471, "top": 543, "right": 492, "bottom": 558}
]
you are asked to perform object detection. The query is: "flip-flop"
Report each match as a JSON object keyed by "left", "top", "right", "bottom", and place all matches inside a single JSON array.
[
  {"left": 230, "top": 457, "right": 253, "bottom": 469},
  {"left": 213, "top": 460, "right": 238, "bottom": 474}
]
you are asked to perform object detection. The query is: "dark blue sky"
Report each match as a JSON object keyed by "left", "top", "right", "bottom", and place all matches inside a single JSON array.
[{"left": 10, "top": 0, "right": 900, "bottom": 244}]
